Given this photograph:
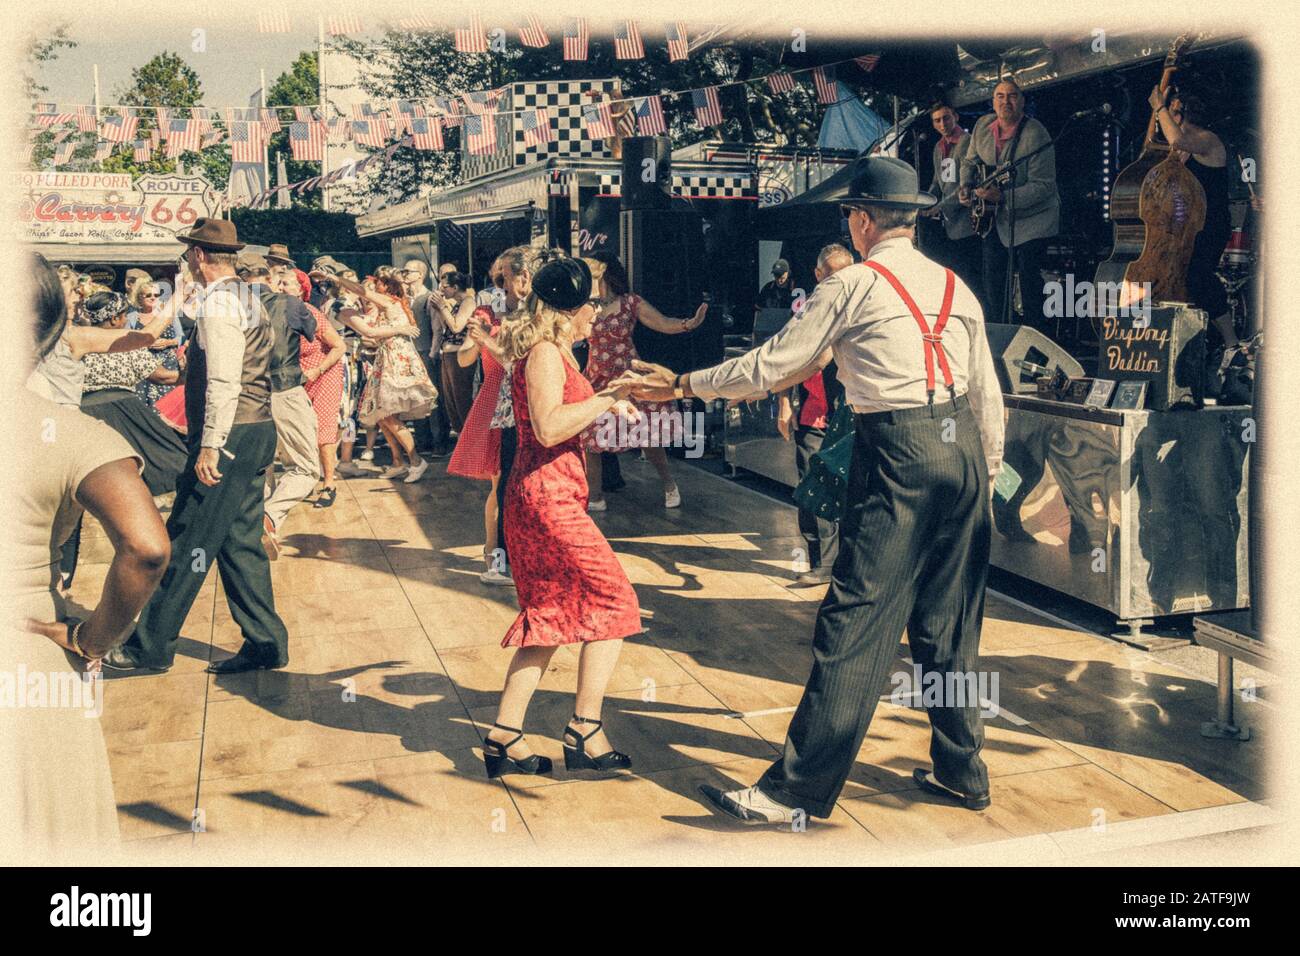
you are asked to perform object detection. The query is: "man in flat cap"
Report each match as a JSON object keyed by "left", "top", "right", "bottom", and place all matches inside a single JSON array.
[
  {"left": 624, "top": 157, "right": 1005, "bottom": 823},
  {"left": 106, "top": 218, "right": 289, "bottom": 675}
]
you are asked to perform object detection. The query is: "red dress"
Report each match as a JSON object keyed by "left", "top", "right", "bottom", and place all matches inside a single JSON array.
[
  {"left": 447, "top": 309, "right": 504, "bottom": 480},
  {"left": 299, "top": 304, "right": 345, "bottom": 445},
  {"left": 502, "top": 348, "right": 643, "bottom": 648},
  {"left": 580, "top": 293, "right": 678, "bottom": 452}
]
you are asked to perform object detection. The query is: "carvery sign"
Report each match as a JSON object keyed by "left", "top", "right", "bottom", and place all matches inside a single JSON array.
[{"left": 13, "top": 171, "right": 218, "bottom": 244}]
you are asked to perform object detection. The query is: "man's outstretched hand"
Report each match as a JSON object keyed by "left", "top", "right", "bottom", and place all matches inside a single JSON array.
[{"left": 614, "top": 359, "right": 678, "bottom": 402}]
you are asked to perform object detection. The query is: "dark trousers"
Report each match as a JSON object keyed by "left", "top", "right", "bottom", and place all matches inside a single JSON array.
[
  {"left": 415, "top": 352, "right": 450, "bottom": 454},
  {"left": 123, "top": 419, "right": 288, "bottom": 669},
  {"left": 758, "top": 397, "right": 992, "bottom": 818},
  {"left": 793, "top": 424, "right": 838, "bottom": 569},
  {"left": 439, "top": 350, "right": 477, "bottom": 434},
  {"left": 494, "top": 426, "right": 517, "bottom": 566},
  {"left": 981, "top": 235, "right": 1048, "bottom": 331}
]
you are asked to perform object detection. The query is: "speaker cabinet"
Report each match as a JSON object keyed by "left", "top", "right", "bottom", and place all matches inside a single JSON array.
[
  {"left": 984, "top": 324, "right": 1084, "bottom": 394},
  {"left": 620, "top": 136, "right": 673, "bottom": 211},
  {"left": 1096, "top": 304, "right": 1206, "bottom": 410},
  {"left": 621, "top": 208, "right": 706, "bottom": 369}
]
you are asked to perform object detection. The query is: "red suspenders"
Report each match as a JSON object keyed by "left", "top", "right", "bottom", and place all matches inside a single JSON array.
[{"left": 864, "top": 260, "right": 957, "bottom": 405}]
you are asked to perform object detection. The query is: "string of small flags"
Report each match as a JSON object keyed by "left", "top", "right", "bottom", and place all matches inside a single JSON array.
[{"left": 25, "top": 53, "right": 881, "bottom": 170}]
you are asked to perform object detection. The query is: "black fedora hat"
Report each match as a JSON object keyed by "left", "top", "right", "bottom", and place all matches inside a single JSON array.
[
  {"left": 830, "top": 156, "right": 937, "bottom": 210},
  {"left": 177, "top": 217, "right": 245, "bottom": 252}
]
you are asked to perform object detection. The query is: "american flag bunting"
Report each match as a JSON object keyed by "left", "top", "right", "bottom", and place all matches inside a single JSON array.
[
  {"left": 463, "top": 113, "right": 496, "bottom": 155},
  {"left": 351, "top": 119, "right": 385, "bottom": 148},
  {"left": 53, "top": 140, "right": 76, "bottom": 165},
  {"left": 520, "top": 108, "right": 552, "bottom": 147},
  {"left": 76, "top": 106, "right": 97, "bottom": 132},
  {"left": 519, "top": 15, "right": 548, "bottom": 48},
  {"left": 455, "top": 15, "right": 488, "bottom": 53},
  {"left": 582, "top": 100, "right": 616, "bottom": 139},
  {"left": 766, "top": 71, "right": 796, "bottom": 94},
  {"left": 260, "top": 109, "right": 282, "bottom": 134},
  {"left": 230, "top": 120, "right": 266, "bottom": 163},
  {"left": 289, "top": 121, "right": 326, "bottom": 161},
  {"left": 257, "top": 11, "right": 291, "bottom": 33},
  {"left": 614, "top": 20, "right": 644, "bottom": 60},
  {"left": 327, "top": 14, "right": 364, "bottom": 36},
  {"left": 100, "top": 113, "right": 138, "bottom": 143},
  {"left": 691, "top": 86, "right": 723, "bottom": 128},
  {"left": 633, "top": 95, "right": 667, "bottom": 136},
  {"left": 294, "top": 106, "right": 314, "bottom": 123},
  {"left": 563, "top": 18, "right": 589, "bottom": 61},
  {"left": 133, "top": 139, "right": 152, "bottom": 163},
  {"left": 854, "top": 54, "right": 881, "bottom": 72},
  {"left": 665, "top": 22, "right": 689, "bottom": 62},
  {"left": 166, "top": 120, "right": 200, "bottom": 157},
  {"left": 409, "top": 116, "right": 444, "bottom": 151},
  {"left": 812, "top": 66, "right": 837, "bottom": 105}
]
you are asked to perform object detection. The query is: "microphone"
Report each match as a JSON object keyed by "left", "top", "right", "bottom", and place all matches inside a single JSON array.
[{"left": 1070, "top": 103, "right": 1113, "bottom": 120}]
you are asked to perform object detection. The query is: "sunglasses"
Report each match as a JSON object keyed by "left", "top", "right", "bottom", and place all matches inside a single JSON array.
[{"left": 839, "top": 204, "right": 867, "bottom": 219}]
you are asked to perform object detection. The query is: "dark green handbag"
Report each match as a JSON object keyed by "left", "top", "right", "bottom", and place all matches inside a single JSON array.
[{"left": 792, "top": 401, "right": 856, "bottom": 523}]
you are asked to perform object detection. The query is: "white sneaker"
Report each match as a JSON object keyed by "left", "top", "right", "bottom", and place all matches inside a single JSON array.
[
  {"left": 480, "top": 567, "right": 515, "bottom": 587},
  {"left": 336, "top": 460, "right": 367, "bottom": 478},
  {"left": 664, "top": 485, "right": 682, "bottom": 509},
  {"left": 587, "top": 498, "right": 607, "bottom": 513},
  {"left": 381, "top": 464, "right": 408, "bottom": 480},
  {"left": 360, "top": 448, "right": 375, "bottom": 461},
  {"left": 404, "top": 458, "right": 429, "bottom": 483}
]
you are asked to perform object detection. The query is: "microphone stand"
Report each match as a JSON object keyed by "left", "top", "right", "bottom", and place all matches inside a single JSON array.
[{"left": 986, "top": 113, "right": 1087, "bottom": 325}]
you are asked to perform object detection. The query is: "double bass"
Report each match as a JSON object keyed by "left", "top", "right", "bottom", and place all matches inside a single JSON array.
[{"left": 1095, "top": 36, "right": 1206, "bottom": 307}]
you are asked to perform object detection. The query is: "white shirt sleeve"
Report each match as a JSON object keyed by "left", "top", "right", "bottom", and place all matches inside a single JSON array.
[
  {"left": 688, "top": 276, "right": 851, "bottom": 401},
  {"left": 965, "top": 314, "right": 1005, "bottom": 478},
  {"left": 200, "top": 287, "right": 248, "bottom": 450}
]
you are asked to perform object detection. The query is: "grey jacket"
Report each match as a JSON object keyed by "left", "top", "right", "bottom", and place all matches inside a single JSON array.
[
  {"left": 930, "top": 132, "right": 975, "bottom": 240},
  {"left": 960, "top": 114, "right": 1059, "bottom": 247}
]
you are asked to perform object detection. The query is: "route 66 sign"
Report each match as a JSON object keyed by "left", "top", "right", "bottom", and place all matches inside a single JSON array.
[{"left": 134, "top": 174, "right": 218, "bottom": 236}]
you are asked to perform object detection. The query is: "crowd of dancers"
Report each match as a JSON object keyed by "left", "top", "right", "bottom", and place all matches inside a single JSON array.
[{"left": 10, "top": 155, "right": 1011, "bottom": 855}]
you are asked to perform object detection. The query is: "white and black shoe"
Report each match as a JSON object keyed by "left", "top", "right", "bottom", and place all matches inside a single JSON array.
[
  {"left": 912, "top": 768, "right": 991, "bottom": 811},
  {"left": 698, "top": 784, "right": 800, "bottom": 825}
]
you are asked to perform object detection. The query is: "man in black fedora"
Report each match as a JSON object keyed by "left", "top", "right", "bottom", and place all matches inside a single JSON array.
[
  {"left": 105, "top": 218, "right": 290, "bottom": 675},
  {"left": 622, "top": 157, "right": 1006, "bottom": 823}
]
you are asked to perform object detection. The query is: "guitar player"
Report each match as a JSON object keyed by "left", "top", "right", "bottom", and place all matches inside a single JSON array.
[
  {"left": 959, "top": 78, "right": 1060, "bottom": 331},
  {"left": 921, "top": 101, "right": 982, "bottom": 299}
]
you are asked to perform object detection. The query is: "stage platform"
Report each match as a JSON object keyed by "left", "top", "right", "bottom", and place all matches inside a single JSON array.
[{"left": 66, "top": 454, "right": 1272, "bottom": 865}]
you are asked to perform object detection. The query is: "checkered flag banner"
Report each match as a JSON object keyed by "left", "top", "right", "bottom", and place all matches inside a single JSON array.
[
  {"left": 519, "top": 15, "right": 549, "bottom": 48},
  {"left": 614, "top": 20, "right": 644, "bottom": 60},
  {"left": 665, "top": 22, "right": 689, "bottom": 62},
  {"left": 410, "top": 116, "right": 445, "bottom": 151},
  {"left": 520, "top": 108, "right": 552, "bottom": 147},
  {"left": 455, "top": 15, "right": 488, "bottom": 53},
  {"left": 766, "top": 72, "right": 797, "bottom": 94},
  {"left": 464, "top": 112, "right": 496, "bottom": 155},
  {"left": 563, "top": 18, "right": 589, "bottom": 61},
  {"left": 813, "top": 66, "right": 837, "bottom": 105},
  {"left": 633, "top": 95, "right": 667, "bottom": 136},
  {"left": 289, "top": 121, "right": 326, "bottom": 161},
  {"left": 230, "top": 121, "right": 266, "bottom": 163},
  {"left": 99, "top": 113, "right": 138, "bottom": 143},
  {"left": 691, "top": 86, "right": 723, "bottom": 128},
  {"left": 582, "top": 100, "right": 616, "bottom": 139},
  {"left": 327, "top": 14, "right": 364, "bottom": 36}
]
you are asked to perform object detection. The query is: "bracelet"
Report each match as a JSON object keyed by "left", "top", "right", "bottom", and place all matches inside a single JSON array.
[{"left": 68, "top": 618, "right": 89, "bottom": 659}]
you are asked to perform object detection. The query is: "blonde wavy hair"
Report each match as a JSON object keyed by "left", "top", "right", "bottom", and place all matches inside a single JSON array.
[{"left": 497, "top": 293, "right": 574, "bottom": 364}]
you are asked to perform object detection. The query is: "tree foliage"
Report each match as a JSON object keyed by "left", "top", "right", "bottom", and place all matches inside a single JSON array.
[{"left": 265, "top": 50, "right": 324, "bottom": 207}]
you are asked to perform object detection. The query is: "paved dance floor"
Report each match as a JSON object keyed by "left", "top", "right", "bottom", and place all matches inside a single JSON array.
[{"left": 71, "top": 456, "right": 1270, "bottom": 864}]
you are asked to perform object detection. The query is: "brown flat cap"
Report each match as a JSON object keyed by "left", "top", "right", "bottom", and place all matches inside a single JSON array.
[
  {"left": 266, "top": 243, "right": 294, "bottom": 266},
  {"left": 177, "top": 217, "right": 245, "bottom": 252},
  {"left": 235, "top": 250, "right": 270, "bottom": 275}
]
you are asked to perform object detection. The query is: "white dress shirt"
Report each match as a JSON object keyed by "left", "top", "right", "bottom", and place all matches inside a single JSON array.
[
  {"left": 689, "top": 235, "right": 1005, "bottom": 476},
  {"left": 197, "top": 275, "right": 258, "bottom": 450}
]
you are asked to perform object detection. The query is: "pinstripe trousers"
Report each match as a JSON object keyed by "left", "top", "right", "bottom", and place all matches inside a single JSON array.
[{"left": 757, "top": 395, "right": 992, "bottom": 818}]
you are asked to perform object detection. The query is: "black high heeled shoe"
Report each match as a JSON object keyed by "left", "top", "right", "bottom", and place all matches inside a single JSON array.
[
  {"left": 563, "top": 715, "right": 632, "bottom": 772},
  {"left": 482, "top": 723, "right": 553, "bottom": 779}
]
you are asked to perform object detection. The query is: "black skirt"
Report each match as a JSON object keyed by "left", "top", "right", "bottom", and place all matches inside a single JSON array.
[{"left": 80, "top": 388, "right": 188, "bottom": 496}]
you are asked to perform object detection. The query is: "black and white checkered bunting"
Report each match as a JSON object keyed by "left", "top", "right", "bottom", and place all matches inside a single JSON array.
[
  {"left": 596, "top": 171, "right": 756, "bottom": 199},
  {"left": 511, "top": 79, "right": 619, "bottom": 166}
]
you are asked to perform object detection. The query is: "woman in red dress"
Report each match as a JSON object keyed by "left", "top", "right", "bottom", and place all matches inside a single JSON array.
[
  {"left": 447, "top": 278, "right": 509, "bottom": 583},
  {"left": 579, "top": 253, "right": 706, "bottom": 512},
  {"left": 283, "top": 269, "right": 347, "bottom": 508},
  {"left": 481, "top": 257, "right": 644, "bottom": 779}
]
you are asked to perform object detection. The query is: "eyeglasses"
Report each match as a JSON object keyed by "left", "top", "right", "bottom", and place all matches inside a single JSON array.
[
  {"left": 839, "top": 204, "right": 866, "bottom": 219},
  {"left": 143, "top": 294, "right": 159, "bottom": 299}
]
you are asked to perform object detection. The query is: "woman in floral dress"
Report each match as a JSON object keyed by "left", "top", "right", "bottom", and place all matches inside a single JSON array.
[
  {"left": 579, "top": 253, "right": 705, "bottom": 512},
  {"left": 314, "top": 272, "right": 438, "bottom": 483}
]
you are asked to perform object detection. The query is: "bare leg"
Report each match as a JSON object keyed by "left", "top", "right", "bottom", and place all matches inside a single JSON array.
[
  {"left": 645, "top": 446, "right": 676, "bottom": 492},
  {"left": 570, "top": 638, "right": 625, "bottom": 757},
  {"left": 585, "top": 451, "right": 604, "bottom": 504},
  {"left": 379, "top": 418, "right": 410, "bottom": 467},
  {"left": 490, "top": 645, "right": 560, "bottom": 758},
  {"left": 391, "top": 419, "right": 421, "bottom": 465},
  {"left": 484, "top": 474, "right": 500, "bottom": 559},
  {"left": 319, "top": 442, "right": 337, "bottom": 490}
]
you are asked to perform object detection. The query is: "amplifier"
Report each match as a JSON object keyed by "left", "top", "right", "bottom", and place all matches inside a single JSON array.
[
  {"left": 984, "top": 324, "right": 1084, "bottom": 394},
  {"left": 1096, "top": 303, "right": 1206, "bottom": 410}
]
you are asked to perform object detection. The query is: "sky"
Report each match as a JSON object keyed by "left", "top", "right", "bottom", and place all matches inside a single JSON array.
[{"left": 32, "top": 13, "right": 322, "bottom": 108}]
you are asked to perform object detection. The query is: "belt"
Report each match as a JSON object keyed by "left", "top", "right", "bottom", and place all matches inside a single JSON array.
[{"left": 851, "top": 393, "right": 970, "bottom": 421}]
